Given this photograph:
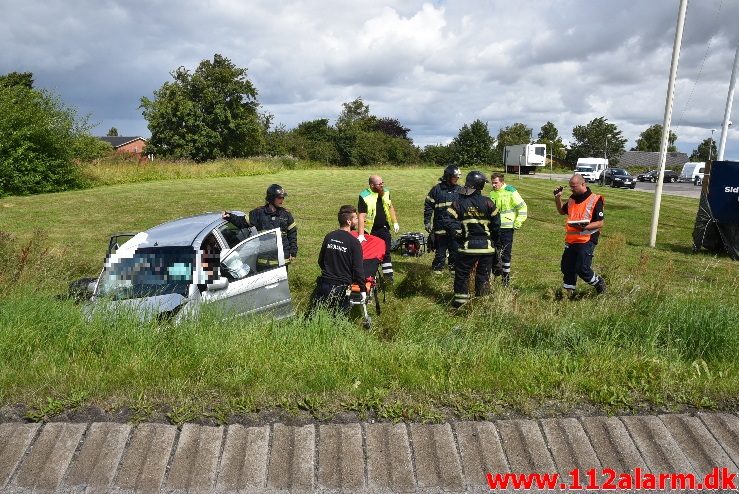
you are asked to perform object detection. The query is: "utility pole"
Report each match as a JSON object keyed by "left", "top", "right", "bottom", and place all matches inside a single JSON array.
[
  {"left": 649, "top": 0, "right": 688, "bottom": 248},
  {"left": 709, "top": 129, "right": 716, "bottom": 162},
  {"left": 718, "top": 39, "right": 739, "bottom": 161}
]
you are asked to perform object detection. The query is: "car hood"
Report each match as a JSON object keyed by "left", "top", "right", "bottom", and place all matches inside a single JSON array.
[{"left": 87, "top": 293, "right": 190, "bottom": 321}]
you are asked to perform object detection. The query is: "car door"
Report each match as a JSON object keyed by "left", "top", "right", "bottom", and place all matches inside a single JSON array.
[{"left": 201, "top": 228, "right": 293, "bottom": 319}]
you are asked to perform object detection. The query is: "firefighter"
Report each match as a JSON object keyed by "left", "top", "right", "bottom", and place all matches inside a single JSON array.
[
  {"left": 489, "top": 172, "right": 527, "bottom": 286},
  {"left": 222, "top": 184, "right": 297, "bottom": 270},
  {"left": 358, "top": 175, "right": 399, "bottom": 283},
  {"left": 424, "top": 164, "right": 463, "bottom": 273},
  {"left": 554, "top": 174, "right": 606, "bottom": 298},
  {"left": 443, "top": 170, "right": 501, "bottom": 308}
]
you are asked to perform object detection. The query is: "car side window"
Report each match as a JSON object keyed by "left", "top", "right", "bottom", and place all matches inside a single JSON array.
[
  {"left": 218, "top": 222, "right": 249, "bottom": 249},
  {"left": 220, "top": 231, "right": 279, "bottom": 281}
]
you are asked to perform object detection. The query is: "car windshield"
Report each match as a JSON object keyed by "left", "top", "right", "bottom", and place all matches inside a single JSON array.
[
  {"left": 612, "top": 168, "right": 627, "bottom": 175},
  {"left": 97, "top": 246, "right": 195, "bottom": 301},
  {"left": 576, "top": 166, "right": 593, "bottom": 172}
]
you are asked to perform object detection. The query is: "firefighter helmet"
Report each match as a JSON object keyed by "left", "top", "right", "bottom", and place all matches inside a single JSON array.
[
  {"left": 265, "top": 184, "right": 288, "bottom": 203},
  {"left": 464, "top": 170, "right": 489, "bottom": 191},
  {"left": 442, "top": 165, "right": 461, "bottom": 182}
]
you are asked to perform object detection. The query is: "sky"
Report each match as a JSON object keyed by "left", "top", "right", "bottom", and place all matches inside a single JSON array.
[{"left": 3, "top": 0, "right": 738, "bottom": 159}]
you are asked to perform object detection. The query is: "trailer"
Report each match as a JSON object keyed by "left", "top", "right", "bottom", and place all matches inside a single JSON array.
[{"left": 503, "top": 144, "right": 547, "bottom": 174}]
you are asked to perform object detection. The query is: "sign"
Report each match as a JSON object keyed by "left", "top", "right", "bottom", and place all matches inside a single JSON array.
[{"left": 708, "top": 161, "right": 739, "bottom": 224}]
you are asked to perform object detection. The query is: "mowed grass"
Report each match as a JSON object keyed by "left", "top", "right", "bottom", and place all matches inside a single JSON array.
[{"left": 0, "top": 168, "right": 738, "bottom": 422}]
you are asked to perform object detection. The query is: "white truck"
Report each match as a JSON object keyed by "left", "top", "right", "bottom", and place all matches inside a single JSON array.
[
  {"left": 575, "top": 158, "right": 609, "bottom": 183},
  {"left": 503, "top": 144, "right": 547, "bottom": 174},
  {"left": 679, "top": 162, "right": 706, "bottom": 185}
]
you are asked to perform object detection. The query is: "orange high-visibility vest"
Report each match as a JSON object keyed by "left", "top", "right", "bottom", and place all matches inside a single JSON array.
[{"left": 565, "top": 193, "right": 603, "bottom": 244}]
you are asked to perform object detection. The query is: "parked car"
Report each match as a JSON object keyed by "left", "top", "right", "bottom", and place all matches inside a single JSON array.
[
  {"left": 600, "top": 168, "right": 636, "bottom": 189},
  {"left": 637, "top": 169, "right": 679, "bottom": 183},
  {"left": 71, "top": 213, "right": 293, "bottom": 322}
]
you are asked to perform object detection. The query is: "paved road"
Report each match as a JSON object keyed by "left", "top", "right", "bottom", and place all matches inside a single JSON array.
[
  {"left": 2, "top": 412, "right": 739, "bottom": 492},
  {"left": 522, "top": 172, "right": 702, "bottom": 199}
]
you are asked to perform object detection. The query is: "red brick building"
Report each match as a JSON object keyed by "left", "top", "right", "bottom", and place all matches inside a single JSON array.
[{"left": 98, "top": 136, "right": 150, "bottom": 159}]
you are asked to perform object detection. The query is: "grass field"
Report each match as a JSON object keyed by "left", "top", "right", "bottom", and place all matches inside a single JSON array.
[{"left": 0, "top": 167, "right": 737, "bottom": 423}]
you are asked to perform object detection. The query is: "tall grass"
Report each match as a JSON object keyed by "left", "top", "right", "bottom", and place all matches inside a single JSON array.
[{"left": 0, "top": 168, "right": 737, "bottom": 421}]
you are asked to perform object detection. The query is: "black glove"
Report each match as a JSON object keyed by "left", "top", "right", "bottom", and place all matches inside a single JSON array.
[{"left": 553, "top": 186, "right": 564, "bottom": 197}]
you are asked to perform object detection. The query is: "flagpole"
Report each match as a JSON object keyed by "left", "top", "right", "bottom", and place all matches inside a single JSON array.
[
  {"left": 717, "top": 39, "right": 739, "bottom": 161},
  {"left": 649, "top": 0, "right": 689, "bottom": 248}
]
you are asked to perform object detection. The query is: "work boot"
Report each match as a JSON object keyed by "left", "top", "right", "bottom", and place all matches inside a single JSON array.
[
  {"left": 502, "top": 273, "right": 510, "bottom": 287},
  {"left": 595, "top": 277, "right": 606, "bottom": 294},
  {"left": 432, "top": 266, "right": 444, "bottom": 275}
]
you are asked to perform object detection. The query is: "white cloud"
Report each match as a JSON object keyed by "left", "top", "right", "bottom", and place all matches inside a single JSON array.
[{"left": 1, "top": 0, "right": 738, "bottom": 157}]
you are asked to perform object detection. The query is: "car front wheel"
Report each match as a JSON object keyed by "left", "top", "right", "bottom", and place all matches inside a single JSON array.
[{"left": 670, "top": 176, "right": 677, "bottom": 183}]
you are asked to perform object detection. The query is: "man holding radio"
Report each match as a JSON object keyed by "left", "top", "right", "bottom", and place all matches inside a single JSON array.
[{"left": 554, "top": 173, "right": 606, "bottom": 298}]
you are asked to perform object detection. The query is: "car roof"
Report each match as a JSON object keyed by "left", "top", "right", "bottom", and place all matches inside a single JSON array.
[{"left": 137, "top": 213, "right": 224, "bottom": 247}]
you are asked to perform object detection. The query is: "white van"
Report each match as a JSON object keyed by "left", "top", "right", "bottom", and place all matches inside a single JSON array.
[
  {"left": 679, "top": 162, "right": 706, "bottom": 185},
  {"left": 575, "top": 158, "right": 609, "bottom": 182}
]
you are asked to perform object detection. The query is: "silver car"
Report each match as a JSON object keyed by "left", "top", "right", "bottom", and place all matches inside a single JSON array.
[{"left": 75, "top": 212, "right": 293, "bottom": 322}]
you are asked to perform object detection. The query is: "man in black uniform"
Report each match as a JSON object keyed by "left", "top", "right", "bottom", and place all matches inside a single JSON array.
[
  {"left": 443, "top": 171, "right": 501, "bottom": 308},
  {"left": 223, "top": 184, "right": 298, "bottom": 270},
  {"left": 424, "top": 164, "right": 462, "bottom": 273},
  {"left": 311, "top": 205, "right": 366, "bottom": 315}
]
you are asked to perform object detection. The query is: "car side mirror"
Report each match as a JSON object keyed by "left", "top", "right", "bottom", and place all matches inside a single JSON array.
[{"left": 207, "top": 278, "right": 229, "bottom": 291}]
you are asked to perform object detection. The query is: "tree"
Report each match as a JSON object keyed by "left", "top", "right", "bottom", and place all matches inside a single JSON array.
[
  {"left": 689, "top": 138, "right": 717, "bottom": 162},
  {"left": 567, "top": 117, "right": 627, "bottom": 164},
  {"left": 106, "top": 127, "right": 119, "bottom": 137},
  {"left": 140, "top": 53, "right": 264, "bottom": 161},
  {"left": 450, "top": 119, "right": 496, "bottom": 166},
  {"left": 336, "top": 97, "right": 372, "bottom": 130},
  {"left": 0, "top": 71, "right": 34, "bottom": 89},
  {"left": 373, "top": 117, "right": 411, "bottom": 140},
  {"left": 496, "top": 123, "right": 532, "bottom": 153},
  {"left": 536, "top": 121, "right": 567, "bottom": 159},
  {"left": 0, "top": 82, "right": 106, "bottom": 196},
  {"left": 421, "top": 144, "right": 454, "bottom": 166},
  {"left": 632, "top": 124, "right": 677, "bottom": 152}
]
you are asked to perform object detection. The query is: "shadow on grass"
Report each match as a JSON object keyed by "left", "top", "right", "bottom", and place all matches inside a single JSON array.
[{"left": 392, "top": 261, "right": 448, "bottom": 301}]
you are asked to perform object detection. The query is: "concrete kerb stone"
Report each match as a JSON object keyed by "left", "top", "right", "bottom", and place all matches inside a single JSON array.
[
  {"left": 164, "top": 423, "right": 223, "bottom": 491},
  {"left": 698, "top": 412, "right": 739, "bottom": 470},
  {"left": 580, "top": 415, "right": 648, "bottom": 478},
  {"left": 496, "top": 419, "right": 556, "bottom": 474},
  {"left": 621, "top": 415, "right": 695, "bottom": 475},
  {"left": 266, "top": 423, "right": 315, "bottom": 491},
  {"left": 0, "top": 423, "right": 40, "bottom": 490},
  {"left": 317, "top": 423, "right": 364, "bottom": 491},
  {"left": 111, "top": 422, "right": 177, "bottom": 492},
  {"left": 62, "top": 422, "right": 131, "bottom": 493},
  {"left": 409, "top": 423, "right": 464, "bottom": 491},
  {"left": 541, "top": 417, "right": 603, "bottom": 486},
  {"left": 365, "top": 422, "right": 416, "bottom": 492},
  {"left": 216, "top": 424, "right": 270, "bottom": 492},
  {"left": 454, "top": 421, "right": 509, "bottom": 491},
  {"left": 660, "top": 414, "right": 738, "bottom": 477},
  {"left": 12, "top": 422, "right": 86, "bottom": 492}
]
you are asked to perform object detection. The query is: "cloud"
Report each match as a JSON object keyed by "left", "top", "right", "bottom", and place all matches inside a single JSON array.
[{"left": 1, "top": 0, "right": 737, "bottom": 156}]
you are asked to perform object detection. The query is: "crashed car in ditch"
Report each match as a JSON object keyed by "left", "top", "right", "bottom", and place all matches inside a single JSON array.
[{"left": 71, "top": 212, "right": 293, "bottom": 322}]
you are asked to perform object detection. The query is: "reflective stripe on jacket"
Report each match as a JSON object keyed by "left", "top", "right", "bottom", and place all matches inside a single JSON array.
[
  {"left": 489, "top": 185, "right": 527, "bottom": 229},
  {"left": 443, "top": 192, "right": 500, "bottom": 254},
  {"left": 360, "top": 188, "right": 392, "bottom": 231},
  {"left": 424, "top": 181, "right": 462, "bottom": 234},
  {"left": 565, "top": 193, "right": 603, "bottom": 244}
]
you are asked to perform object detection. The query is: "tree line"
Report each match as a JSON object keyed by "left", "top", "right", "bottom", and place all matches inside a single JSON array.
[{"left": 0, "top": 53, "right": 718, "bottom": 196}]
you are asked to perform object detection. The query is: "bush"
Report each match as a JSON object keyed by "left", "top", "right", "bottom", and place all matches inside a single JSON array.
[{"left": 0, "top": 85, "right": 93, "bottom": 196}]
